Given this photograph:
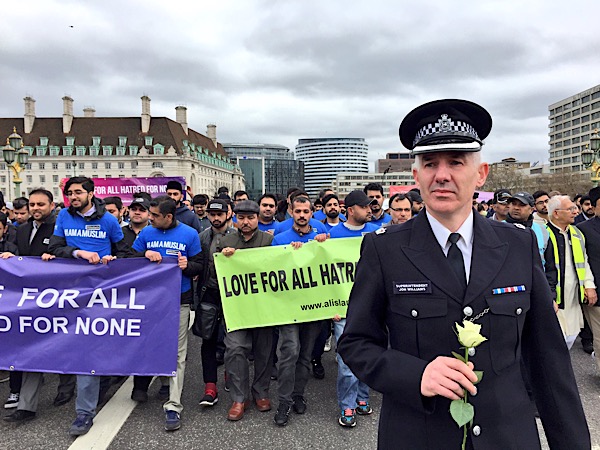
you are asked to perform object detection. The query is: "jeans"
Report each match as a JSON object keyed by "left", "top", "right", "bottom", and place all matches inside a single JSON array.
[
  {"left": 333, "top": 319, "right": 369, "bottom": 411},
  {"left": 76, "top": 375, "right": 100, "bottom": 417}
]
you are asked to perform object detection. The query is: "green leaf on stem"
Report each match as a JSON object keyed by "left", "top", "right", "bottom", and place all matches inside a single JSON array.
[
  {"left": 450, "top": 400, "right": 474, "bottom": 428},
  {"left": 473, "top": 371, "right": 484, "bottom": 385},
  {"left": 451, "top": 351, "right": 467, "bottom": 363}
]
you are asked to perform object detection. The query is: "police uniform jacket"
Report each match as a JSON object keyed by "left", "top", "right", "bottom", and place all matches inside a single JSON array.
[{"left": 338, "top": 210, "right": 589, "bottom": 450}]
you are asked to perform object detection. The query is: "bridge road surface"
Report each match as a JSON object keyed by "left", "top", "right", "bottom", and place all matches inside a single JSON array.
[{"left": 1, "top": 338, "right": 599, "bottom": 449}]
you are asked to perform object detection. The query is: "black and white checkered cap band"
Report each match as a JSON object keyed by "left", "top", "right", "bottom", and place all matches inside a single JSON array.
[{"left": 413, "top": 114, "right": 480, "bottom": 147}]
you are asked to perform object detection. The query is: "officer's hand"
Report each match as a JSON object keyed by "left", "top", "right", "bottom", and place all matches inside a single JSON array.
[
  {"left": 421, "top": 356, "right": 478, "bottom": 400},
  {"left": 553, "top": 301, "right": 559, "bottom": 313},
  {"left": 78, "top": 250, "right": 101, "bottom": 264},
  {"left": 177, "top": 251, "right": 187, "bottom": 270},
  {"left": 585, "top": 288, "right": 598, "bottom": 306},
  {"left": 145, "top": 250, "right": 162, "bottom": 263}
]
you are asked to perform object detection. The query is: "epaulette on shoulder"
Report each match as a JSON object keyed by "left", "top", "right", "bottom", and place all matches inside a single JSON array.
[{"left": 375, "top": 227, "right": 386, "bottom": 235}]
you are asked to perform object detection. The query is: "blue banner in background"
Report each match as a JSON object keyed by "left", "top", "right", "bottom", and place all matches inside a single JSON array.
[{"left": 0, "top": 257, "right": 181, "bottom": 376}]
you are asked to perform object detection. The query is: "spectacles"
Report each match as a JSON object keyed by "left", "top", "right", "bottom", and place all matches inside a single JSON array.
[
  {"left": 555, "top": 207, "right": 578, "bottom": 212},
  {"left": 535, "top": 199, "right": 549, "bottom": 205},
  {"left": 390, "top": 207, "right": 411, "bottom": 213}
]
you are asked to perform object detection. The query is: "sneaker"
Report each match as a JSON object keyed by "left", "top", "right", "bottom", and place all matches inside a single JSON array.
[
  {"left": 158, "top": 385, "right": 170, "bottom": 402},
  {"left": 274, "top": 403, "right": 291, "bottom": 426},
  {"left": 199, "top": 384, "right": 218, "bottom": 406},
  {"left": 131, "top": 389, "right": 148, "bottom": 403},
  {"left": 311, "top": 358, "right": 325, "bottom": 379},
  {"left": 69, "top": 414, "right": 93, "bottom": 436},
  {"left": 292, "top": 395, "right": 306, "bottom": 414},
  {"left": 324, "top": 335, "right": 333, "bottom": 352},
  {"left": 4, "top": 393, "right": 19, "bottom": 409},
  {"left": 356, "top": 401, "right": 373, "bottom": 415},
  {"left": 164, "top": 410, "right": 181, "bottom": 431},
  {"left": 339, "top": 408, "right": 356, "bottom": 427}
]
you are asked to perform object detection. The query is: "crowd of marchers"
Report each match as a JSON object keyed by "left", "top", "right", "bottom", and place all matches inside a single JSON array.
[{"left": 0, "top": 178, "right": 598, "bottom": 436}]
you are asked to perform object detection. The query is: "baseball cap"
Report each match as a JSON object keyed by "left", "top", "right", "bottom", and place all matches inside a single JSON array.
[
  {"left": 510, "top": 192, "right": 534, "bottom": 207},
  {"left": 206, "top": 199, "right": 229, "bottom": 213},
  {"left": 130, "top": 198, "right": 150, "bottom": 210},
  {"left": 345, "top": 190, "right": 377, "bottom": 208},
  {"left": 493, "top": 189, "right": 512, "bottom": 204}
]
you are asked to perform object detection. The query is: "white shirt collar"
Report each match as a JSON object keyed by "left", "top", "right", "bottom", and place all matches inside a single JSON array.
[{"left": 426, "top": 209, "right": 474, "bottom": 253}]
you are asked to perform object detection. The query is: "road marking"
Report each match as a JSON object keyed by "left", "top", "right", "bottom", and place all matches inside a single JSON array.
[{"left": 67, "top": 377, "right": 146, "bottom": 450}]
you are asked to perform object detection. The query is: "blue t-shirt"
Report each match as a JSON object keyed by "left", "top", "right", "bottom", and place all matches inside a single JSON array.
[
  {"left": 133, "top": 223, "right": 202, "bottom": 293},
  {"left": 329, "top": 222, "right": 379, "bottom": 238},
  {"left": 272, "top": 227, "right": 319, "bottom": 246},
  {"left": 274, "top": 218, "right": 327, "bottom": 235},
  {"left": 258, "top": 221, "right": 278, "bottom": 234},
  {"left": 313, "top": 210, "right": 347, "bottom": 222},
  {"left": 322, "top": 221, "right": 343, "bottom": 232},
  {"left": 54, "top": 209, "right": 124, "bottom": 258},
  {"left": 370, "top": 212, "right": 392, "bottom": 227}
]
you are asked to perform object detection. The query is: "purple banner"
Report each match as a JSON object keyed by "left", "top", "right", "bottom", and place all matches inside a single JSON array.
[
  {"left": 61, "top": 176, "right": 187, "bottom": 206},
  {"left": 0, "top": 257, "right": 181, "bottom": 376}
]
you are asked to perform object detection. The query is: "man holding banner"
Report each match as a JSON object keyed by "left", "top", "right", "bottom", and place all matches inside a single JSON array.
[
  {"left": 131, "top": 195, "right": 202, "bottom": 432},
  {"left": 48, "top": 177, "right": 132, "bottom": 437},
  {"left": 272, "top": 195, "right": 328, "bottom": 427},
  {"left": 219, "top": 200, "right": 275, "bottom": 421}
]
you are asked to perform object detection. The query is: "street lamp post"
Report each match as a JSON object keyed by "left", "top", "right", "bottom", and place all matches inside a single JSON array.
[
  {"left": 582, "top": 128, "right": 600, "bottom": 187},
  {"left": 2, "top": 127, "right": 28, "bottom": 200}
]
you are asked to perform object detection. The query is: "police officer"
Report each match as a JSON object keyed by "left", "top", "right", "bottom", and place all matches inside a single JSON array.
[{"left": 338, "top": 99, "right": 589, "bottom": 449}]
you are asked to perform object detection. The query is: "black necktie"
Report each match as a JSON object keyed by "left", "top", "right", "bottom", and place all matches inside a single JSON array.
[{"left": 447, "top": 233, "right": 467, "bottom": 292}]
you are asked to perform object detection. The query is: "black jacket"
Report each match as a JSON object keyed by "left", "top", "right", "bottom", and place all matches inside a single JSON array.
[
  {"left": 176, "top": 204, "right": 202, "bottom": 233},
  {"left": 16, "top": 214, "right": 56, "bottom": 256},
  {"left": 576, "top": 216, "right": 600, "bottom": 299},
  {"left": 338, "top": 211, "right": 589, "bottom": 450},
  {"left": 48, "top": 197, "right": 132, "bottom": 259}
]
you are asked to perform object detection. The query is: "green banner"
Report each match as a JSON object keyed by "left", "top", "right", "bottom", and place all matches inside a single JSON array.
[{"left": 214, "top": 237, "right": 362, "bottom": 331}]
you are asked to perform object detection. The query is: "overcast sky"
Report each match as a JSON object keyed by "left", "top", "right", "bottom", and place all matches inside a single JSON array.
[{"left": 2, "top": 0, "right": 600, "bottom": 170}]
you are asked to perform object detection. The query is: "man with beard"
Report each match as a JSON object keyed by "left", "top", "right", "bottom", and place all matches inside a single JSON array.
[
  {"left": 3, "top": 189, "right": 78, "bottom": 422},
  {"left": 506, "top": 192, "right": 549, "bottom": 265},
  {"left": 257, "top": 193, "right": 278, "bottom": 234},
  {"left": 385, "top": 193, "right": 413, "bottom": 227},
  {"left": 271, "top": 196, "right": 328, "bottom": 426},
  {"left": 320, "top": 193, "right": 344, "bottom": 232},
  {"left": 103, "top": 196, "right": 127, "bottom": 226},
  {"left": 48, "top": 176, "right": 131, "bottom": 437},
  {"left": 274, "top": 191, "right": 327, "bottom": 235},
  {"left": 166, "top": 180, "right": 201, "bottom": 233},
  {"left": 219, "top": 200, "right": 274, "bottom": 421},
  {"left": 407, "top": 190, "right": 424, "bottom": 216},
  {"left": 532, "top": 190, "right": 550, "bottom": 226},
  {"left": 364, "top": 183, "right": 391, "bottom": 227},
  {"left": 122, "top": 198, "right": 151, "bottom": 246},
  {"left": 329, "top": 191, "right": 379, "bottom": 238},
  {"left": 131, "top": 196, "right": 202, "bottom": 431},
  {"left": 574, "top": 195, "right": 595, "bottom": 224},
  {"left": 197, "top": 199, "right": 236, "bottom": 408},
  {"left": 192, "top": 194, "right": 211, "bottom": 233}
]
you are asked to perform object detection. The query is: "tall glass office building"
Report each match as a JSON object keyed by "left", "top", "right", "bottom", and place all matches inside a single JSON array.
[
  {"left": 223, "top": 143, "right": 304, "bottom": 200},
  {"left": 295, "top": 138, "right": 369, "bottom": 197}
]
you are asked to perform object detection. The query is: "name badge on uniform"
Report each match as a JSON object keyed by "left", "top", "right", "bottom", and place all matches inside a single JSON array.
[
  {"left": 492, "top": 285, "right": 526, "bottom": 295},
  {"left": 393, "top": 281, "right": 432, "bottom": 294},
  {"left": 43, "top": 238, "right": 50, "bottom": 245}
]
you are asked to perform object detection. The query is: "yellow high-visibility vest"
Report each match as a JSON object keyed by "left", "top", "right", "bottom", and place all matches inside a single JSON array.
[{"left": 547, "top": 224, "right": 586, "bottom": 304}]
